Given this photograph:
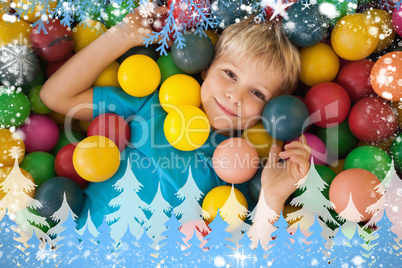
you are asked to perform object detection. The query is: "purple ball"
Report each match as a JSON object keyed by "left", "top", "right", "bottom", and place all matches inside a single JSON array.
[
  {"left": 393, "top": 4, "right": 402, "bottom": 37},
  {"left": 17, "top": 115, "right": 59, "bottom": 153},
  {"left": 286, "top": 133, "right": 328, "bottom": 166}
]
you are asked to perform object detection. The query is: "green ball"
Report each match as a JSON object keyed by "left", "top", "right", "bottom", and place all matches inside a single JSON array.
[
  {"left": 104, "top": 0, "right": 134, "bottom": 28},
  {"left": 74, "top": 0, "right": 106, "bottom": 22},
  {"left": 0, "top": 86, "right": 31, "bottom": 128},
  {"left": 21, "top": 64, "right": 46, "bottom": 93},
  {"left": 51, "top": 130, "right": 86, "bottom": 156},
  {"left": 313, "top": 119, "right": 359, "bottom": 158},
  {"left": 390, "top": 133, "right": 402, "bottom": 173},
  {"left": 157, "top": 52, "right": 186, "bottom": 85},
  {"left": 344, "top": 146, "right": 392, "bottom": 181},
  {"left": 20, "top": 151, "right": 56, "bottom": 187},
  {"left": 27, "top": 85, "right": 52, "bottom": 114},
  {"left": 317, "top": 0, "right": 358, "bottom": 25}
]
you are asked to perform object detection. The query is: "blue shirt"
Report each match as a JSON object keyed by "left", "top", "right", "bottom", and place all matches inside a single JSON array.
[{"left": 78, "top": 87, "right": 253, "bottom": 228}]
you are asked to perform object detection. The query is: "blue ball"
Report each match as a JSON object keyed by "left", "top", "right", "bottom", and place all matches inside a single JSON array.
[
  {"left": 282, "top": 2, "right": 330, "bottom": 47},
  {"left": 262, "top": 95, "right": 309, "bottom": 141}
]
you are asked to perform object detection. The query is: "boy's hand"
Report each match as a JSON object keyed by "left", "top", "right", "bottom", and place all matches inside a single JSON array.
[{"left": 260, "top": 135, "right": 311, "bottom": 214}]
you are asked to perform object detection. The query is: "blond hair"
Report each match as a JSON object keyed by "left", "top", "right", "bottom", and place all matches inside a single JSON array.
[{"left": 214, "top": 17, "right": 301, "bottom": 94}]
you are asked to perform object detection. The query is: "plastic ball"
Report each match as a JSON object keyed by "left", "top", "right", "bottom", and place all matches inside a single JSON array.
[
  {"left": 393, "top": 4, "right": 402, "bottom": 37},
  {"left": 46, "top": 52, "right": 74, "bottom": 78},
  {"left": 104, "top": 0, "right": 133, "bottom": 28},
  {"left": 358, "top": 135, "right": 395, "bottom": 153},
  {"left": 212, "top": 138, "right": 259, "bottom": 184},
  {"left": 51, "top": 129, "right": 86, "bottom": 156},
  {"left": 370, "top": 51, "right": 402, "bottom": 102},
  {"left": 87, "top": 113, "right": 130, "bottom": 152},
  {"left": 152, "top": 13, "right": 169, "bottom": 33},
  {"left": 30, "top": 19, "right": 74, "bottom": 62},
  {"left": 117, "top": 45, "right": 159, "bottom": 64},
  {"left": 336, "top": 59, "right": 375, "bottom": 103},
  {"left": 94, "top": 61, "right": 120, "bottom": 87},
  {"left": 157, "top": 53, "right": 186, "bottom": 85},
  {"left": 390, "top": 133, "right": 402, "bottom": 173},
  {"left": 317, "top": 0, "right": 358, "bottom": 25},
  {"left": 282, "top": 2, "right": 330, "bottom": 47},
  {"left": 35, "top": 177, "right": 84, "bottom": 220},
  {"left": 0, "top": 19, "right": 31, "bottom": 46},
  {"left": 331, "top": 13, "right": 379, "bottom": 61},
  {"left": 15, "top": 0, "right": 57, "bottom": 23},
  {"left": 159, "top": 74, "right": 201, "bottom": 113},
  {"left": 345, "top": 146, "right": 392, "bottom": 181},
  {"left": 55, "top": 143, "right": 89, "bottom": 189},
  {"left": 21, "top": 65, "right": 47, "bottom": 92},
  {"left": 168, "top": 0, "right": 210, "bottom": 28},
  {"left": 304, "top": 82, "right": 351, "bottom": 128},
  {"left": 241, "top": 122, "right": 284, "bottom": 163},
  {"left": 202, "top": 185, "right": 248, "bottom": 232},
  {"left": 0, "top": 1, "right": 9, "bottom": 18},
  {"left": 179, "top": 220, "right": 210, "bottom": 249},
  {"left": 363, "top": 9, "right": 396, "bottom": 53},
  {"left": 205, "top": 30, "right": 219, "bottom": 46},
  {"left": 17, "top": 114, "right": 60, "bottom": 153},
  {"left": 20, "top": 151, "right": 56, "bottom": 187},
  {"left": 329, "top": 168, "right": 383, "bottom": 222},
  {"left": 299, "top": 42, "right": 340, "bottom": 87},
  {"left": 329, "top": 159, "right": 345, "bottom": 175},
  {"left": 163, "top": 105, "right": 210, "bottom": 151},
  {"left": 27, "top": 85, "right": 52, "bottom": 114},
  {"left": 73, "top": 136, "right": 121, "bottom": 182},
  {"left": 72, "top": 20, "right": 107, "bottom": 53},
  {"left": 0, "top": 86, "right": 31, "bottom": 128},
  {"left": 0, "top": 128, "right": 25, "bottom": 167},
  {"left": 118, "top": 55, "right": 161, "bottom": 97},
  {"left": 348, "top": 96, "right": 398, "bottom": 143},
  {"left": 79, "top": 120, "right": 91, "bottom": 132},
  {"left": 171, "top": 32, "right": 214, "bottom": 74},
  {"left": 262, "top": 95, "right": 309, "bottom": 141},
  {"left": 248, "top": 168, "right": 262, "bottom": 203},
  {"left": 0, "top": 44, "right": 40, "bottom": 87},
  {"left": 287, "top": 133, "right": 328, "bottom": 165}
]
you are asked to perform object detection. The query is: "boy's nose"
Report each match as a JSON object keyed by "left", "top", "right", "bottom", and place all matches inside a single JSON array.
[{"left": 226, "top": 90, "right": 242, "bottom": 106}]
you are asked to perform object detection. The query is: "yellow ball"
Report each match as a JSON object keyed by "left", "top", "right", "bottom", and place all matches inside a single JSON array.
[
  {"left": 15, "top": 0, "right": 57, "bottom": 23},
  {"left": 72, "top": 20, "right": 107, "bottom": 52},
  {"left": 0, "top": 1, "right": 10, "bottom": 19},
  {"left": 118, "top": 55, "right": 161, "bottom": 97},
  {"left": 159, "top": 74, "right": 201, "bottom": 113},
  {"left": 202, "top": 185, "right": 248, "bottom": 231},
  {"left": 79, "top": 120, "right": 91, "bottom": 132},
  {"left": 299, "top": 43, "right": 340, "bottom": 87},
  {"left": 0, "top": 128, "right": 25, "bottom": 167},
  {"left": 363, "top": 9, "right": 396, "bottom": 53},
  {"left": 94, "top": 61, "right": 120, "bottom": 87},
  {"left": 164, "top": 105, "right": 210, "bottom": 151},
  {"left": 329, "top": 159, "right": 345, "bottom": 175},
  {"left": 73, "top": 136, "right": 120, "bottom": 182},
  {"left": 0, "top": 19, "right": 31, "bottom": 46},
  {"left": 205, "top": 30, "right": 219, "bottom": 46},
  {"left": 241, "top": 122, "right": 284, "bottom": 163},
  {"left": 331, "top": 13, "right": 379, "bottom": 61}
]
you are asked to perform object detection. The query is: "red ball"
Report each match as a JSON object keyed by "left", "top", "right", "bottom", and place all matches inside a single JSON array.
[
  {"left": 167, "top": 0, "right": 210, "bottom": 28},
  {"left": 348, "top": 96, "right": 398, "bottom": 143},
  {"left": 264, "top": 0, "right": 296, "bottom": 20},
  {"left": 336, "top": 59, "right": 376, "bottom": 103},
  {"left": 55, "top": 143, "right": 89, "bottom": 188},
  {"left": 46, "top": 52, "right": 74, "bottom": 78},
  {"left": 87, "top": 113, "right": 130, "bottom": 152},
  {"left": 329, "top": 168, "right": 383, "bottom": 222},
  {"left": 304, "top": 82, "right": 351, "bottom": 128},
  {"left": 152, "top": 13, "right": 169, "bottom": 33},
  {"left": 30, "top": 19, "right": 74, "bottom": 62}
]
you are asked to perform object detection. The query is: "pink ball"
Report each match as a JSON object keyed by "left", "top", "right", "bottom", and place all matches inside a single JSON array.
[
  {"left": 212, "top": 138, "right": 259, "bottom": 184},
  {"left": 393, "top": 4, "right": 402, "bottom": 37},
  {"left": 286, "top": 133, "right": 327, "bottom": 165},
  {"left": 17, "top": 114, "right": 60, "bottom": 153},
  {"left": 179, "top": 220, "right": 210, "bottom": 250}
]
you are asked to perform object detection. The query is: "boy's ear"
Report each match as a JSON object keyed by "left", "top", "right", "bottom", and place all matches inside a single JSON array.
[{"left": 201, "top": 69, "right": 208, "bottom": 80}]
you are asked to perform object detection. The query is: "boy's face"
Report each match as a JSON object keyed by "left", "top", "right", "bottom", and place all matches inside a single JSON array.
[{"left": 201, "top": 53, "right": 282, "bottom": 133}]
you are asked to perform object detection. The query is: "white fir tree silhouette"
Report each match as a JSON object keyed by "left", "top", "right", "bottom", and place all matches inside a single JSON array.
[
  {"left": 106, "top": 159, "right": 149, "bottom": 241},
  {"left": 220, "top": 185, "right": 249, "bottom": 236},
  {"left": 77, "top": 210, "right": 99, "bottom": 238},
  {"left": 174, "top": 167, "right": 209, "bottom": 223},
  {"left": 337, "top": 192, "right": 364, "bottom": 223},
  {"left": 143, "top": 182, "right": 172, "bottom": 244}
]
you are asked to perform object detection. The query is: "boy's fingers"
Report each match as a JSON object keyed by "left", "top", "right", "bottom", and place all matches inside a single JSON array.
[
  {"left": 279, "top": 148, "right": 310, "bottom": 160},
  {"left": 289, "top": 156, "right": 310, "bottom": 178},
  {"left": 267, "top": 143, "right": 281, "bottom": 166}
]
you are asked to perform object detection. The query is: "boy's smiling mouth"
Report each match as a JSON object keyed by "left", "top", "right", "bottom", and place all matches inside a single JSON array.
[{"left": 214, "top": 98, "right": 239, "bottom": 117}]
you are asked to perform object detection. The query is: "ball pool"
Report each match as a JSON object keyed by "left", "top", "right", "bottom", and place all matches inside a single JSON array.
[
  {"left": 159, "top": 74, "right": 201, "bottom": 113},
  {"left": 73, "top": 135, "right": 121, "bottom": 182},
  {"left": 348, "top": 96, "right": 398, "bottom": 143},
  {"left": 20, "top": 151, "right": 56, "bottom": 187},
  {"left": 358, "top": 135, "right": 395, "bottom": 153},
  {"left": 0, "top": 86, "right": 31, "bottom": 129},
  {"left": 0, "top": 19, "right": 31, "bottom": 46},
  {"left": 87, "top": 113, "right": 130, "bottom": 152},
  {"left": 393, "top": 4, "right": 402, "bottom": 37},
  {"left": 21, "top": 64, "right": 47, "bottom": 93},
  {"left": 370, "top": 51, "right": 402, "bottom": 102},
  {"left": 30, "top": 19, "right": 74, "bottom": 62},
  {"left": 72, "top": 20, "right": 107, "bottom": 53},
  {"left": 390, "top": 133, "right": 402, "bottom": 173},
  {"left": 163, "top": 105, "right": 210, "bottom": 151},
  {"left": 118, "top": 55, "right": 161, "bottom": 97},
  {"left": 157, "top": 52, "right": 186, "bottom": 85},
  {"left": 329, "top": 168, "right": 383, "bottom": 222},
  {"left": 248, "top": 168, "right": 262, "bottom": 203},
  {"left": 27, "top": 85, "right": 52, "bottom": 114},
  {"left": 0, "top": 128, "right": 25, "bottom": 167},
  {"left": 93, "top": 61, "right": 120, "bottom": 87},
  {"left": 168, "top": 0, "right": 210, "bottom": 28},
  {"left": 171, "top": 32, "right": 214, "bottom": 74},
  {"left": 46, "top": 52, "right": 74, "bottom": 78},
  {"left": 104, "top": 0, "right": 132, "bottom": 28},
  {"left": 17, "top": 114, "right": 60, "bottom": 153},
  {"left": 304, "top": 82, "right": 351, "bottom": 128},
  {"left": 262, "top": 95, "right": 309, "bottom": 141},
  {"left": 51, "top": 129, "right": 86, "bottom": 156},
  {"left": 55, "top": 143, "right": 89, "bottom": 189},
  {"left": 35, "top": 177, "right": 84, "bottom": 220},
  {"left": 117, "top": 45, "right": 159, "bottom": 64},
  {"left": 331, "top": 13, "right": 379, "bottom": 61},
  {"left": 336, "top": 59, "right": 375, "bottom": 103},
  {"left": 329, "top": 159, "right": 345, "bottom": 175},
  {"left": 298, "top": 42, "right": 340, "bottom": 87},
  {"left": 317, "top": 0, "right": 358, "bottom": 26},
  {"left": 212, "top": 138, "right": 259, "bottom": 184},
  {"left": 15, "top": 0, "right": 57, "bottom": 23},
  {"left": 287, "top": 133, "right": 328, "bottom": 166},
  {"left": 202, "top": 185, "right": 248, "bottom": 232}
]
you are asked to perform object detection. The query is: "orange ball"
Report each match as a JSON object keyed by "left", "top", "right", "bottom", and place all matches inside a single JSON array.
[
  {"left": 212, "top": 138, "right": 259, "bottom": 184},
  {"left": 370, "top": 51, "right": 402, "bottom": 102},
  {"left": 329, "top": 168, "right": 383, "bottom": 222},
  {"left": 363, "top": 9, "right": 396, "bottom": 53}
]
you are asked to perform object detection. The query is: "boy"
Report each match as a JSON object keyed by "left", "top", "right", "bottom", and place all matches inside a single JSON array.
[{"left": 40, "top": 5, "right": 311, "bottom": 240}]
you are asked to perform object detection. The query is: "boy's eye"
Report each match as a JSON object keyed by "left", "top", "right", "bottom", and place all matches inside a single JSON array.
[
  {"left": 252, "top": 90, "right": 266, "bottom": 101},
  {"left": 224, "top": 69, "right": 236, "bottom": 80}
]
